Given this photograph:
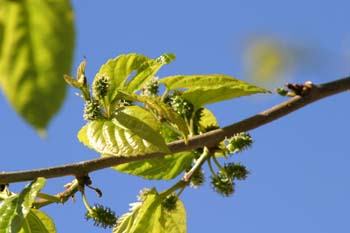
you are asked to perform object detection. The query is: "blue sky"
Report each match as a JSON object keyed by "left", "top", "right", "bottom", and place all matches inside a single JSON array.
[{"left": 1, "top": 1, "right": 350, "bottom": 232}]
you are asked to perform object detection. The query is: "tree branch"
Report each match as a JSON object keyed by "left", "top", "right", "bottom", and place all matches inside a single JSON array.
[{"left": 1, "top": 77, "right": 349, "bottom": 184}]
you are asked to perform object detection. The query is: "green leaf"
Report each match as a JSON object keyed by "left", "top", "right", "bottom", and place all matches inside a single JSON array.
[
  {"left": 114, "top": 189, "right": 186, "bottom": 233},
  {"left": 160, "top": 74, "right": 269, "bottom": 108},
  {"left": 116, "top": 91, "right": 189, "bottom": 140},
  {"left": 0, "top": 0, "right": 75, "bottom": 131},
  {"left": 19, "top": 209, "right": 56, "bottom": 233},
  {"left": 127, "top": 53, "right": 175, "bottom": 93},
  {"left": 111, "top": 151, "right": 194, "bottom": 180},
  {"left": 94, "top": 53, "right": 174, "bottom": 103},
  {"left": 198, "top": 108, "right": 219, "bottom": 131},
  {"left": 113, "top": 202, "right": 141, "bottom": 233},
  {"left": 0, "top": 178, "right": 46, "bottom": 233},
  {"left": 199, "top": 109, "right": 226, "bottom": 156},
  {"left": 78, "top": 106, "right": 169, "bottom": 156}
]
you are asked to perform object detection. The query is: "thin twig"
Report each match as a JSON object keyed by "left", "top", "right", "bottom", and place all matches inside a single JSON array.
[{"left": 1, "top": 77, "right": 349, "bottom": 184}]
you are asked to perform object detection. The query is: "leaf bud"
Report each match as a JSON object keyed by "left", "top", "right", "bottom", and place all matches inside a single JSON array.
[{"left": 276, "top": 87, "right": 289, "bottom": 96}]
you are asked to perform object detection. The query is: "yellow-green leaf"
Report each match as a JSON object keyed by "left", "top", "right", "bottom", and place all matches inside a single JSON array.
[
  {"left": 160, "top": 75, "right": 270, "bottom": 108},
  {"left": 94, "top": 53, "right": 174, "bottom": 104},
  {"left": 19, "top": 209, "right": 56, "bottom": 233},
  {"left": 0, "top": 178, "right": 46, "bottom": 233},
  {"left": 112, "top": 151, "right": 194, "bottom": 180},
  {"left": 114, "top": 189, "right": 186, "bottom": 233},
  {"left": 0, "top": 0, "right": 74, "bottom": 130},
  {"left": 116, "top": 91, "right": 189, "bottom": 141},
  {"left": 78, "top": 106, "right": 169, "bottom": 156}
]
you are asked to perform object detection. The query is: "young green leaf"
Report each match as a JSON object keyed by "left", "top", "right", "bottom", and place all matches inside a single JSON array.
[
  {"left": 0, "top": 178, "right": 46, "bottom": 233},
  {"left": 126, "top": 53, "right": 175, "bottom": 93},
  {"left": 19, "top": 209, "right": 56, "bottom": 233},
  {"left": 78, "top": 106, "right": 169, "bottom": 156},
  {"left": 113, "top": 189, "right": 186, "bottom": 233},
  {"left": 116, "top": 91, "right": 189, "bottom": 140},
  {"left": 94, "top": 53, "right": 174, "bottom": 106},
  {"left": 160, "top": 75, "right": 270, "bottom": 108},
  {"left": 198, "top": 108, "right": 219, "bottom": 132},
  {"left": 113, "top": 202, "right": 141, "bottom": 233},
  {"left": 110, "top": 151, "right": 194, "bottom": 180},
  {"left": 0, "top": 0, "right": 74, "bottom": 131}
]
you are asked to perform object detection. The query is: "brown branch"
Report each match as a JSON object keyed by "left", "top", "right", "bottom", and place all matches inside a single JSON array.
[{"left": 1, "top": 77, "right": 349, "bottom": 184}]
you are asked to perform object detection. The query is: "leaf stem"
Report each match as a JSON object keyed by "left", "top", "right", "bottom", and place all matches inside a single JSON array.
[
  {"left": 160, "top": 180, "right": 187, "bottom": 197},
  {"left": 212, "top": 156, "right": 224, "bottom": 171},
  {"left": 36, "top": 192, "right": 61, "bottom": 203},
  {"left": 81, "top": 186, "right": 93, "bottom": 213},
  {"left": 183, "top": 147, "right": 211, "bottom": 182},
  {"left": 207, "top": 158, "right": 217, "bottom": 177}
]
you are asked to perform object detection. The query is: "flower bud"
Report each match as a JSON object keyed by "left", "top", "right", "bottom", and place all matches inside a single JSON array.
[
  {"left": 83, "top": 100, "right": 102, "bottom": 121},
  {"left": 85, "top": 204, "right": 117, "bottom": 229}
]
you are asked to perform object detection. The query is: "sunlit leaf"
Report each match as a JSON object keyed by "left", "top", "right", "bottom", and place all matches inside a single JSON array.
[
  {"left": 198, "top": 108, "right": 218, "bottom": 132},
  {"left": 111, "top": 151, "right": 194, "bottom": 180},
  {"left": 78, "top": 106, "right": 169, "bottom": 156},
  {"left": 0, "top": 0, "right": 74, "bottom": 131},
  {"left": 0, "top": 178, "right": 46, "bottom": 233},
  {"left": 94, "top": 53, "right": 174, "bottom": 105},
  {"left": 199, "top": 108, "right": 226, "bottom": 156},
  {"left": 19, "top": 209, "right": 56, "bottom": 233},
  {"left": 116, "top": 91, "right": 189, "bottom": 140},
  {"left": 127, "top": 53, "right": 175, "bottom": 93},
  {"left": 113, "top": 189, "right": 186, "bottom": 233},
  {"left": 160, "top": 75, "right": 269, "bottom": 108}
]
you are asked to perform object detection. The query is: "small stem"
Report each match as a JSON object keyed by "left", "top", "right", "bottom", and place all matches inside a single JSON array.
[
  {"left": 212, "top": 156, "right": 224, "bottom": 171},
  {"left": 183, "top": 147, "right": 211, "bottom": 182},
  {"left": 163, "top": 121, "right": 183, "bottom": 137},
  {"left": 33, "top": 179, "right": 79, "bottom": 209},
  {"left": 184, "top": 118, "right": 192, "bottom": 136},
  {"left": 36, "top": 192, "right": 61, "bottom": 203},
  {"left": 161, "top": 88, "right": 170, "bottom": 102},
  {"left": 161, "top": 148, "right": 211, "bottom": 197},
  {"left": 176, "top": 185, "right": 186, "bottom": 197},
  {"left": 81, "top": 186, "right": 93, "bottom": 213},
  {"left": 160, "top": 180, "right": 187, "bottom": 197},
  {"left": 207, "top": 158, "right": 217, "bottom": 176}
]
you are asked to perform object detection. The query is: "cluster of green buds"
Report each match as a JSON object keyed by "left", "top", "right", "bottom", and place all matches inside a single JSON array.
[
  {"left": 226, "top": 132, "right": 253, "bottom": 154},
  {"left": 83, "top": 100, "right": 102, "bottom": 121},
  {"left": 161, "top": 194, "right": 178, "bottom": 212},
  {"left": 210, "top": 163, "right": 249, "bottom": 197},
  {"left": 166, "top": 91, "right": 194, "bottom": 120},
  {"left": 92, "top": 75, "right": 110, "bottom": 100},
  {"left": 85, "top": 204, "right": 118, "bottom": 229},
  {"left": 64, "top": 60, "right": 112, "bottom": 121},
  {"left": 141, "top": 76, "right": 159, "bottom": 96},
  {"left": 190, "top": 169, "right": 205, "bottom": 188},
  {"left": 211, "top": 174, "right": 235, "bottom": 197}
]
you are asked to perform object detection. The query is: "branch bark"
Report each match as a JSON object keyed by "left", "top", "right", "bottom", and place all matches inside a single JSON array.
[{"left": 1, "top": 77, "right": 349, "bottom": 184}]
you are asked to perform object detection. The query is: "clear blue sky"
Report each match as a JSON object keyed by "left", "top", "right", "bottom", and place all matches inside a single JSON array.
[{"left": 1, "top": 1, "right": 350, "bottom": 232}]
